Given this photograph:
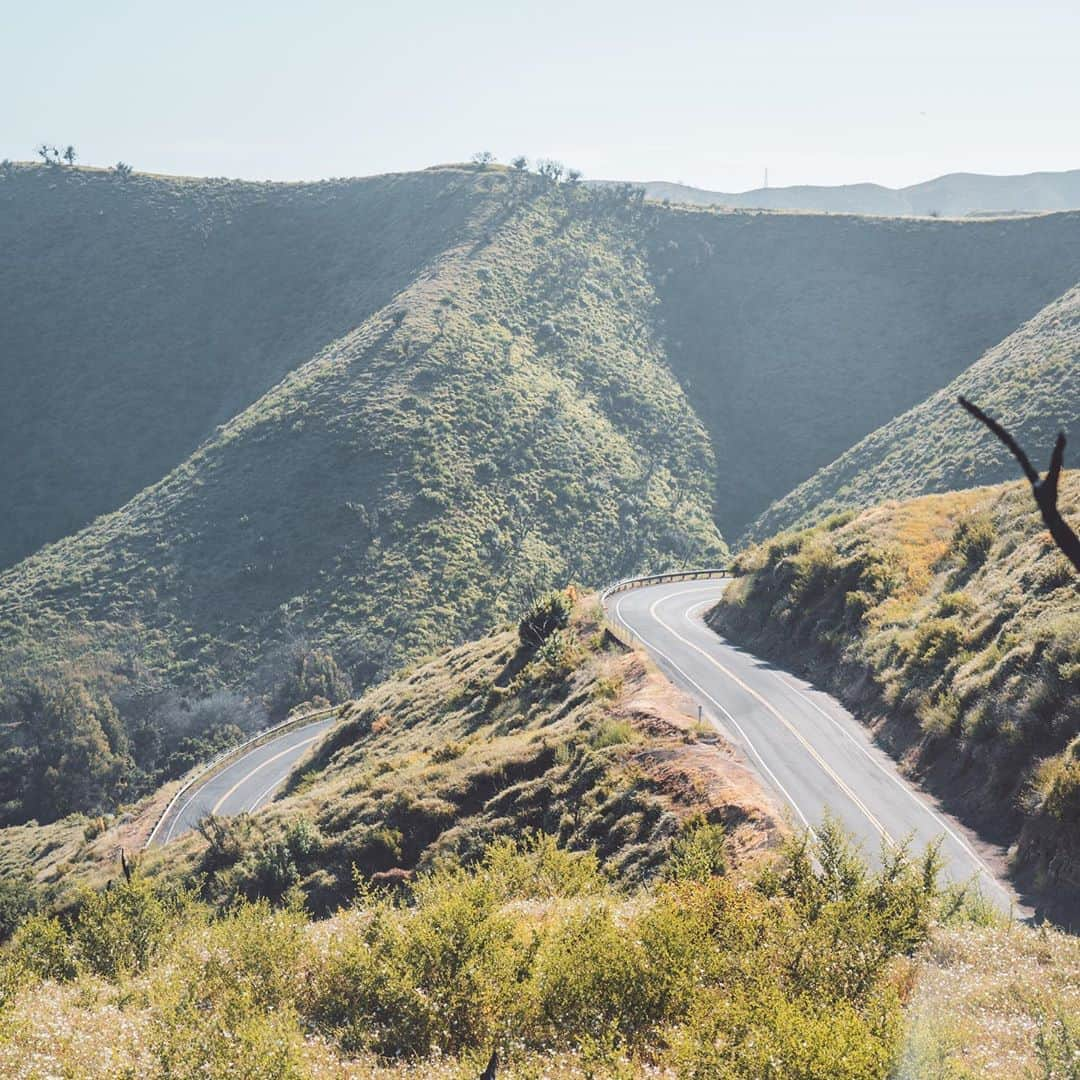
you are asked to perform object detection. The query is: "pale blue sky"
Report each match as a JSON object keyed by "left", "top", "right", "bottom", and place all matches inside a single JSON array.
[{"left": 5, "top": 0, "right": 1078, "bottom": 190}]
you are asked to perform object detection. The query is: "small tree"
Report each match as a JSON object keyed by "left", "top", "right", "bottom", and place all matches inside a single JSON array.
[
  {"left": 536, "top": 158, "right": 565, "bottom": 183},
  {"left": 566, "top": 168, "right": 583, "bottom": 184},
  {"left": 511, "top": 155, "right": 528, "bottom": 171},
  {"left": 62, "top": 145, "right": 77, "bottom": 166},
  {"left": 36, "top": 143, "right": 58, "bottom": 166},
  {"left": 113, "top": 161, "right": 133, "bottom": 179},
  {"left": 471, "top": 150, "right": 495, "bottom": 167}
]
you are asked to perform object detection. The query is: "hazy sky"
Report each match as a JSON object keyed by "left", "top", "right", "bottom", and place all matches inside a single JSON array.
[{"left": 5, "top": 0, "right": 1079, "bottom": 190}]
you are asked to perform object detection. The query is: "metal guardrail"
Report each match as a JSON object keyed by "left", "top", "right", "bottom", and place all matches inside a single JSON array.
[
  {"left": 144, "top": 704, "right": 338, "bottom": 848},
  {"left": 600, "top": 567, "right": 733, "bottom": 602}
]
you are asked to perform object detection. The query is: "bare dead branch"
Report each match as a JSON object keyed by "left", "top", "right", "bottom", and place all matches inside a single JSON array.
[
  {"left": 958, "top": 396, "right": 1080, "bottom": 573},
  {"left": 958, "top": 396, "right": 1040, "bottom": 484}
]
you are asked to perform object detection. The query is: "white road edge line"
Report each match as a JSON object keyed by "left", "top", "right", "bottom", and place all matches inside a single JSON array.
[
  {"left": 161, "top": 724, "right": 325, "bottom": 843},
  {"left": 644, "top": 586, "right": 892, "bottom": 843},
  {"left": 682, "top": 595, "right": 1007, "bottom": 901},
  {"left": 248, "top": 774, "right": 289, "bottom": 813},
  {"left": 614, "top": 591, "right": 815, "bottom": 832},
  {"left": 209, "top": 734, "right": 323, "bottom": 817}
]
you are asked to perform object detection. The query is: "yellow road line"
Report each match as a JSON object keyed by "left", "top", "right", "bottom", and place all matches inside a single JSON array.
[
  {"left": 646, "top": 586, "right": 892, "bottom": 844},
  {"left": 210, "top": 734, "right": 321, "bottom": 816}
]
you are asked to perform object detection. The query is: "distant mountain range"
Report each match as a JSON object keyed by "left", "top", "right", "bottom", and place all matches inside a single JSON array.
[{"left": 595, "top": 169, "right": 1080, "bottom": 217}]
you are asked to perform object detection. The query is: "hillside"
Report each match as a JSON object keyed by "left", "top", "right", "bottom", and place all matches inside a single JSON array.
[
  {"left": 0, "top": 185, "right": 726, "bottom": 822},
  {"left": 646, "top": 207, "right": 1080, "bottom": 536},
  {"left": 156, "top": 592, "right": 781, "bottom": 907},
  {"left": 623, "top": 166, "right": 1080, "bottom": 216},
  {"left": 0, "top": 593, "right": 1075, "bottom": 1078},
  {"left": 7, "top": 165, "right": 1080, "bottom": 560},
  {"left": 0, "top": 592, "right": 781, "bottom": 913},
  {"left": 0, "top": 163, "right": 509, "bottom": 569},
  {"left": 5, "top": 167, "right": 1080, "bottom": 822},
  {"left": 747, "top": 284, "right": 1080, "bottom": 542},
  {"left": 711, "top": 478, "right": 1080, "bottom": 918}
]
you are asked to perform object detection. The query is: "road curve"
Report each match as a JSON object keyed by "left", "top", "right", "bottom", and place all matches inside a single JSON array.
[
  {"left": 151, "top": 717, "right": 335, "bottom": 845},
  {"left": 608, "top": 579, "right": 1021, "bottom": 913}
]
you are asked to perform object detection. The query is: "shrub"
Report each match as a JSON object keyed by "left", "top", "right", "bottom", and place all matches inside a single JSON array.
[
  {"left": 431, "top": 740, "right": 465, "bottom": 763},
  {"left": 197, "top": 813, "right": 254, "bottom": 874},
  {"left": 0, "top": 875, "right": 38, "bottom": 941},
  {"left": 1033, "top": 738, "right": 1080, "bottom": 822},
  {"left": 9, "top": 913, "right": 76, "bottom": 981},
  {"left": 271, "top": 648, "right": 352, "bottom": 720},
  {"left": 536, "top": 628, "right": 574, "bottom": 676},
  {"left": 672, "top": 982, "right": 900, "bottom": 1080},
  {"left": 518, "top": 590, "right": 573, "bottom": 648},
  {"left": 311, "top": 866, "right": 522, "bottom": 1056},
  {"left": 952, "top": 511, "right": 995, "bottom": 568},
  {"left": 530, "top": 902, "right": 652, "bottom": 1044},
  {"left": 591, "top": 719, "right": 635, "bottom": 748},
  {"left": 482, "top": 832, "right": 604, "bottom": 899},
  {"left": 1034, "top": 1011, "right": 1080, "bottom": 1080},
  {"left": 150, "top": 901, "right": 307, "bottom": 1079},
  {"left": 666, "top": 818, "right": 726, "bottom": 881},
  {"left": 70, "top": 873, "right": 173, "bottom": 978}
]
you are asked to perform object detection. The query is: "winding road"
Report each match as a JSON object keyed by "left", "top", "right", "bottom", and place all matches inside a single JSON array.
[
  {"left": 608, "top": 579, "right": 1020, "bottom": 913},
  {"left": 150, "top": 577, "right": 1019, "bottom": 916},
  {"left": 150, "top": 716, "right": 334, "bottom": 845}
]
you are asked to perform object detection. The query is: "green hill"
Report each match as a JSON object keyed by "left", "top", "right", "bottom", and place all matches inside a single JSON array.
[
  {"left": 712, "top": 478, "right": 1080, "bottom": 918},
  {"left": 5, "top": 165, "right": 1080, "bottom": 822},
  {"left": 0, "top": 163, "right": 506, "bottom": 569},
  {"left": 0, "top": 184, "right": 725, "bottom": 821},
  {"left": 746, "top": 285, "right": 1080, "bottom": 542}
]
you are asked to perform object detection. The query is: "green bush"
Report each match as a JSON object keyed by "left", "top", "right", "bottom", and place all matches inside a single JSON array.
[
  {"left": 519, "top": 590, "right": 573, "bottom": 648},
  {"left": 150, "top": 901, "right": 308, "bottom": 1079},
  {"left": 591, "top": 719, "right": 636, "bottom": 748},
  {"left": 0, "top": 875, "right": 38, "bottom": 942},
  {"left": 70, "top": 874, "right": 174, "bottom": 979},
  {"left": 9, "top": 913, "right": 76, "bottom": 981},
  {"left": 666, "top": 818, "right": 727, "bottom": 882},
  {"left": 952, "top": 511, "right": 995, "bottom": 568}
]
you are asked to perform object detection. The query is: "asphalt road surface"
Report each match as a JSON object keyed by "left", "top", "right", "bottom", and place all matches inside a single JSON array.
[
  {"left": 152, "top": 717, "right": 335, "bottom": 845},
  {"left": 608, "top": 579, "right": 1020, "bottom": 914}
]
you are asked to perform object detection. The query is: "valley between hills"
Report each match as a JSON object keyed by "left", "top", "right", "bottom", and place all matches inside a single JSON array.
[{"left": 0, "top": 158, "right": 1077, "bottom": 1078}]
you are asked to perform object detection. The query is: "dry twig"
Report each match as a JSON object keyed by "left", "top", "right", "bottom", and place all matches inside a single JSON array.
[{"left": 958, "top": 396, "right": 1080, "bottom": 573}]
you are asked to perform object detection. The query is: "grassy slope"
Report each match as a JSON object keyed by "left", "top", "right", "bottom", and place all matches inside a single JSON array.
[
  {"left": 647, "top": 207, "right": 1080, "bottom": 537},
  {"left": 0, "top": 163, "right": 503, "bottom": 568},
  {"left": 748, "top": 285, "right": 1080, "bottom": 542},
  {"left": 0, "top": 595, "right": 780, "bottom": 912},
  {"left": 711, "top": 478, "right": 1080, "bottom": 916},
  {"left": 151, "top": 595, "right": 780, "bottom": 911},
  {"left": 6, "top": 598, "right": 1077, "bottom": 1079},
  {"left": 0, "top": 187, "right": 726, "bottom": 818}
]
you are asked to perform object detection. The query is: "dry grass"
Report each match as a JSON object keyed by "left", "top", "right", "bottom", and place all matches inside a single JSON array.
[
  {"left": 899, "top": 922, "right": 1080, "bottom": 1078},
  {"left": 715, "top": 476, "right": 1080, "bottom": 916}
]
